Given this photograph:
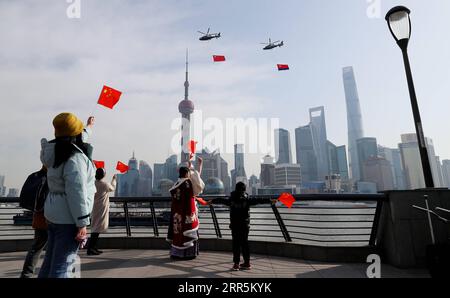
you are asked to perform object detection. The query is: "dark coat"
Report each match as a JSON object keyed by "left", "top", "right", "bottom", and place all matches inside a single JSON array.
[{"left": 212, "top": 191, "right": 272, "bottom": 229}]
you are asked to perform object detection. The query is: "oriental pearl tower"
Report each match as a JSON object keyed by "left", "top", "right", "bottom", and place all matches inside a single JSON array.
[{"left": 178, "top": 50, "right": 194, "bottom": 165}]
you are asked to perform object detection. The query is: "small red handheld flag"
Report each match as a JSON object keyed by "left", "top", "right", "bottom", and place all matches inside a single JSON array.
[
  {"left": 98, "top": 85, "right": 122, "bottom": 109},
  {"left": 277, "top": 64, "right": 290, "bottom": 71},
  {"left": 213, "top": 55, "right": 226, "bottom": 62},
  {"left": 189, "top": 140, "right": 197, "bottom": 160},
  {"left": 93, "top": 160, "right": 105, "bottom": 169},
  {"left": 195, "top": 197, "right": 208, "bottom": 206},
  {"left": 116, "top": 161, "right": 129, "bottom": 173},
  {"left": 277, "top": 193, "right": 296, "bottom": 208}
]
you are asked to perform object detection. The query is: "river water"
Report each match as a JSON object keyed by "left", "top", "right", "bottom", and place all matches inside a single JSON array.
[{"left": 0, "top": 201, "right": 376, "bottom": 247}]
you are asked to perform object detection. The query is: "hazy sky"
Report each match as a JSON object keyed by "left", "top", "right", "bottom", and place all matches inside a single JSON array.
[{"left": 1, "top": 0, "right": 450, "bottom": 189}]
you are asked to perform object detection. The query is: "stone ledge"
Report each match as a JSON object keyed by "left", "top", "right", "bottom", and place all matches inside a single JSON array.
[{"left": 0, "top": 237, "right": 376, "bottom": 263}]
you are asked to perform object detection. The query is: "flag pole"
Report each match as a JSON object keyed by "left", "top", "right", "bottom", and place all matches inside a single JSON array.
[{"left": 89, "top": 102, "right": 98, "bottom": 118}]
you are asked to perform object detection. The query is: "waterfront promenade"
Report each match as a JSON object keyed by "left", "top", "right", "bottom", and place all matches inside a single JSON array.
[{"left": 0, "top": 249, "right": 429, "bottom": 278}]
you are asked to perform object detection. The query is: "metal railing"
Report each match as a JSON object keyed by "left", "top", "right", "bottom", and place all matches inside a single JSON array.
[{"left": 0, "top": 194, "right": 385, "bottom": 247}]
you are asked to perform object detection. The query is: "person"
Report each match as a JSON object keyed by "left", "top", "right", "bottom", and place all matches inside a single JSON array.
[
  {"left": 209, "top": 182, "right": 276, "bottom": 271},
  {"left": 86, "top": 168, "right": 116, "bottom": 255},
  {"left": 20, "top": 166, "right": 49, "bottom": 278},
  {"left": 38, "top": 113, "right": 96, "bottom": 278},
  {"left": 166, "top": 157, "right": 205, "bottom": 260}
]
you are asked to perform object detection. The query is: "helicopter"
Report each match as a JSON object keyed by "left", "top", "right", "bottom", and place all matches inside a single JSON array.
[
  {"left": 261, "top": 38, "right": 284, "bottom": 50},
  {"left": 198, "top": 28, "right": 221, "bottom": 41}
]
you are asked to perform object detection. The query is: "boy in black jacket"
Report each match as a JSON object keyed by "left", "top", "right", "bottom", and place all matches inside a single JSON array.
[{"left": 209, "top": 182, "right": 276, "bottom": 271}]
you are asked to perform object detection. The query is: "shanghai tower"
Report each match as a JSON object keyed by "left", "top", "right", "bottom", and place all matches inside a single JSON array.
[
  {"left": 343, "top": 66, "right": 364, "bottom": 181},
  {"left": 178, "top": 50, "right": 194, "bottom": 164}
]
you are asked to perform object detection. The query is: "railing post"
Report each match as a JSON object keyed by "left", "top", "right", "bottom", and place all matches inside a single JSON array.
[
  {"left": 149, "top": 201, "right": 159, "bottom": 237},
  {"left": 123, "top": 201, "right": 132, "bottom": 237},
  {"left": 369, "top": 200, "right": 384, "bottom": 246},
  {"left": 271, "top": 204, "right": 291, "bottom": 242},
  {"left": 209, "top": 205, "right": 222, "bottom": 238}
]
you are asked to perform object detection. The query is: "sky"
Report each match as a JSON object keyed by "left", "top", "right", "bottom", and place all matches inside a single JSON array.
[{"left": 1, "top": 0, "right": 450, "bottom": 190}]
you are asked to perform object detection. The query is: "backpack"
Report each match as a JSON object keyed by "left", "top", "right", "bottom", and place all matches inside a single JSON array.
[{"left": 19, "top": 169, "right": 49, "bottom": 212}]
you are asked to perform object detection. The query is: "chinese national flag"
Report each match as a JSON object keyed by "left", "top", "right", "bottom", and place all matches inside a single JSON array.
[
  {"left": 189, "top": 140, "right": 197, "bottom": 160},
  {"left": 93, "top": 160, "right": 105, "bottom": 169},
  {"left": 116, "top": 161, "right": 129, "bottom": 173},
  {"left": 98, "top": 85, "right": 122, "bottom": 109},
  {"left": 277, "top": 193, "right": 296, "bottom": 208},
  {"left": 195, "top": 197, "right": 208, "bottom": 206},
  {"left": 277, "top": 64, "right": 290, "bottom": 71},
  {"left": 213, "top": 55, "right": 226, "bottom": 62}
]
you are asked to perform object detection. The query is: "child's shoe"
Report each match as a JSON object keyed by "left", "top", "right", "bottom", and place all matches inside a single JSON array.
[{"left": 240, "top": 262, "right": 251, "bottom": 270}]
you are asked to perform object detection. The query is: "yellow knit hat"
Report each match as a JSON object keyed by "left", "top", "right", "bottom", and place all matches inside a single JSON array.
[{"left": 53, "top": 113, "right": 84, "bottom": 138}]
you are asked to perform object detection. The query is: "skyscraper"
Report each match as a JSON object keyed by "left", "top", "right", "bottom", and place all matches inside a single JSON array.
[
  {"left": 309, "top": 106, "right": 329, "bottom": 180},
  {"left": 248, "top": 175, "right": 259, "bottom": 195},
  {"left": 378, "top": 146, "right": 406, "bottom": 190},
  {"left": 275, "top": 128, "right": 292, "bottom": 164},
  {"left": 362, "top": 156, "right": 395, "bottom": 191},
  {"left": 343, "top": 66, "right": 365, "bottom": 182},
  {"left": 7, "top": 188, "right": 19, "bottom": 197},
  {"left": 336, "top": 145, "right": 349, "bottom": 180},
  {"left": 295, "top": 124, "right": 318, "bottom": 183},
  {"left": 153, "top": 163, "right": 166, "bottom": 193},
  {"left": 220, "top": 157, "right": 231, "bottom": 194},
  {"left": 435, "top": 156, "right": 444, "bottom": 187},
  {"left": 138, "top": 160, "right": 153, "bottom": 196},
  {"left": 196, "top": 148, "right": 231, "bottom": 194},
  {"left": 327, "top": 141, "right": 339, "bottom": 176},
  {"left": 356, "top": 137, "right": 378, "bottom": 181},
  {"left": 327, "top": 142, "right": 350, "bottom": 183},
  {"left": 0, "top": 175, "right": 5, "bottom": 197},
  {"left": 274, "top": 164, "right": 302, "bottom": 187},
  {"left": 442, "top": 160, "right": 450, "bottom": 187},
  {"left": 116, "top": 152, "right": 140, "bottom": 197},
  {"left": 233, "top": 144, "right": 247, "bottom": 185},
  {"left": 399, "top": 138, "right": 424, "bottom": 189},
  {"left": 165, "top": 155, "right": 178, "bottom": 183},
  {"left": 399, "top": 134, "right": 440, "bottom": 189},
  {"left": 260, "top": 155, "right": 275, "bottom": 187},
  {"left": 178, "top": 51, "right": 195, "bottom": 165}
]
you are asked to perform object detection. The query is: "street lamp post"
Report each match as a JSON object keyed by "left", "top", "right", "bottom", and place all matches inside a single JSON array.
[{"left": 385, "top": 6, "right": 434, "bottom": 188}]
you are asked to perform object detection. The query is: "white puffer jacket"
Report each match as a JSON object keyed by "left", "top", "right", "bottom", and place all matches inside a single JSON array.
[{"left": 40, "top": 128, "right": 96, "bottom": 227}]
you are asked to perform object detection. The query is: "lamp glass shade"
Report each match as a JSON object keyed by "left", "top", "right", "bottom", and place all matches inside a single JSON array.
[{"left": 388, "top": 10, "right": 411, "bottom": 42}]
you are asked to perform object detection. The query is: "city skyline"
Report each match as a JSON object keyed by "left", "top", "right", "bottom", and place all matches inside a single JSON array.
[{"left": 2, "top": 1, "right": 450, "bottom": 190}]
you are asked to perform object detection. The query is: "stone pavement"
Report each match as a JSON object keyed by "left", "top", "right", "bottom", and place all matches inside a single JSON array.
[{"left": 0, "top": 249, "right": 430, "bottom": 278}]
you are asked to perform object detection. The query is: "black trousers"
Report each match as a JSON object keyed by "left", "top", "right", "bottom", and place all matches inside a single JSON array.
[
  {"left": 87, "top": 233, "right": 100, "bottom": 250},
  {"left": 231, "top": 226, "right": 250, "bottom": 264},
  {"left": 20, "top": 229, "right": 48, "bottom": 278}
]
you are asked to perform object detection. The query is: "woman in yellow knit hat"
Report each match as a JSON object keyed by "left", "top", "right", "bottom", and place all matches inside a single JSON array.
[{"left": 38, "top": 113, "right": 96, "bottom": 278}]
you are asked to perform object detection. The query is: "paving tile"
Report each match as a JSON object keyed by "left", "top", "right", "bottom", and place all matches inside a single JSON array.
[{"left": 0, "top": 250, "right": 430, "bottom": 278}]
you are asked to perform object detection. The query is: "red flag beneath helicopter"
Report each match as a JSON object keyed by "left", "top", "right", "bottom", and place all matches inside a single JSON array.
[
  {"left": 213, "top": 55, "right": 226, "bottom": 62},
  {"left": 277, "top": 64, "right": 290, "bottom": 71}
]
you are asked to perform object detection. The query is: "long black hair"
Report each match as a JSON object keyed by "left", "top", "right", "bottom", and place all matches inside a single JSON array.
[{"left": 52, "top": 133, "right": 90, "bottom": 168}]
